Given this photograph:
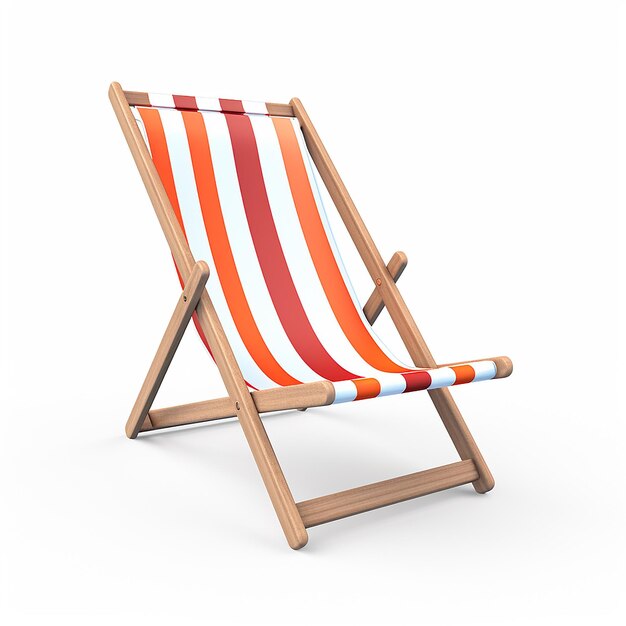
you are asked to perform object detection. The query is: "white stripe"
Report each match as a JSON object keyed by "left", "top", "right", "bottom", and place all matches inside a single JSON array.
[
  {"left": 148, "top": 93, "right": 175, "bottom": 108},
  {"left": 374, "top": 373, "right": 408, "bottom": 396},
  {"left": 132, "top": 109, "right": 150, "bottom": 151},
  {"left": 242, "top": 100, "right": 269, "bottom": 115},
  {"left": 427, "top": 367, "right": 457, "bottom": 389},
  {"left": 158, "top": 109, "right": 278, "bottom": 390},
  {"left": 331, "top": 381, "right": 358, "bottom": 404},
  {"left": 195, "top": 96, "right": 222, "bottom": 112},
  {"left": 200, "top": 111, "right": 323, "bottom": 384},
  {"left": 469, "top": 361, "right": 497, "bottom": 382}
]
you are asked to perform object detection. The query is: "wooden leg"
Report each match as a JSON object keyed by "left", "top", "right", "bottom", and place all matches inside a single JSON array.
[
  {"left": 125, "top": 261, "right": 210, "bottom": 439},
  {"left": 192, "top": 291, "right": 308, "bottom": 550},
  {"left": 428, "top": 388, "right": 494, "bottom": 493},
  {"left": 236, "top": 400, "right": 309, "bottom": 549}
]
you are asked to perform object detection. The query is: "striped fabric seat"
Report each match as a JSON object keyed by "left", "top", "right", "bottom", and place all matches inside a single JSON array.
[{"left": 132, "top": 94, "right": 498, "bottom": 403}]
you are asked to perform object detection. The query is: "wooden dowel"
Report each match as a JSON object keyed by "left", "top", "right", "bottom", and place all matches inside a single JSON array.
[
  {"left": 297, "top": 460, "right": 478, "bottom": 527},
  {"left": 143, "top": 381, "right": 335, "bottom": 432},
  {"left": 125, "top": 261, "right": 210, "bottom": 439},
  {"left": 143, "top": 357, "right": 512, "bottom": 434},
  {"left": 363, "top": 251, "right": 408, "bottom": 324},
  {"left": 438, "top": 356, "right": 513, "bottom": 379}
]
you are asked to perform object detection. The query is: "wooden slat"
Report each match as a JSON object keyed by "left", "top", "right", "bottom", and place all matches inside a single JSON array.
[
  {"left": 266, "top": 102, "right": 295, "bottom": 117},
  {"left": 363, "top": 251, "right": 407, "bottom": 324},
  {"left": 125, "top": 261, "right": 209, "bottom": 439},
  {"left": 144, "top": 381, "right": 335, "bottom": 431},
  {"left": 297, "top": 460, "right": 479, "bottom": 527},
  {"left": 123, "top": 90, "right": 151, "bottom": 107}
]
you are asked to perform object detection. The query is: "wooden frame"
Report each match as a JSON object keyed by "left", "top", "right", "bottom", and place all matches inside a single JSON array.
[{"left": 109, "top": 83, "right": 510, "bottom": 548}]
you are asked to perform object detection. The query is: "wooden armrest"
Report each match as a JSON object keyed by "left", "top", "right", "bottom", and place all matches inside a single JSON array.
[{"left": 363, "top": 251, "right": 408, "bottom": 324}]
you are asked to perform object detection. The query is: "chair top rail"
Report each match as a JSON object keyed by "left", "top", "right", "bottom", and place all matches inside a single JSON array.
[{"left": 123, "top": 90, "right": 294, "bottom": 117}]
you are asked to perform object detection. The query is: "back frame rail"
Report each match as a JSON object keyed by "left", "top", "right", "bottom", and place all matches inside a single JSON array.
[{"left": 109, "top": 82, "right": 501, "bottom": 549}]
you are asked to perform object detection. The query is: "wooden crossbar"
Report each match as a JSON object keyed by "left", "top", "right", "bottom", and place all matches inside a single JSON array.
[
  {"left": 297, "top": 460, "right": 479, "bottom": 527},
  {"left": 142, "top": 381, "right": 335, "bottom": 431}
]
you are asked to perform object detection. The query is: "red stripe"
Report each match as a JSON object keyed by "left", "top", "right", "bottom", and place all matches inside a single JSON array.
[
  {"left": 173, "top": 95, "right": 198, "bottom": 110},
  {"left": 224, "top": 113, "right": 357, "bottom": 381},
  {"left": 402, "top": 371, "right": 432, "bottom": 392},
  {"left": 219, "top": 99, "right": 245, "bottom": 114},
  {"left": 181, "top": 111, "right": 301, "bottom": 387}
]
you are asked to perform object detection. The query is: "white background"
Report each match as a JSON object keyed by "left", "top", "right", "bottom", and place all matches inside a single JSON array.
[{"left": 1, "top": 1, "right": 624, "bottom": 624}]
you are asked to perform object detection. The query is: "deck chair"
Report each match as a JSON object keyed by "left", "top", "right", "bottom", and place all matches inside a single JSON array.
[{"left": 109, "top": 82, "right": 512, "bottom": 549}]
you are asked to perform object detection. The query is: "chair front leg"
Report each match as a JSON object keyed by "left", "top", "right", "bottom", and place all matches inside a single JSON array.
[{"left": 125, "top": 261, "right": 210, "bottom": 439}]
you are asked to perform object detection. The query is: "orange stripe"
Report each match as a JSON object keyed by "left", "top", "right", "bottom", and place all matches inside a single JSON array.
[
  {"left": 353, "top": 378, "right": 381, "bottom": 400},
  {"left": 137, "top": 108, "right": 186, "bottom": 234},
  {"left": 272, "top": 117, "right": 405, "bottom": 373},
  {"left": 451, "top": 365, "right": 475, "bottom": 385},
  {"left": 181, "top": 111, "right": 301, "bottom": 387}
]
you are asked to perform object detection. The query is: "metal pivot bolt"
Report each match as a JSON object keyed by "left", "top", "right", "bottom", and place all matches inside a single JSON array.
[{"left": 376, "top": 278, "right": 382, "bottom": 286}]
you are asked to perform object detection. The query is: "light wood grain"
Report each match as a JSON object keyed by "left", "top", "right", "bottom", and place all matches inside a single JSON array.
[
  {"left": 144, "top": 381, "right": 335, "bottom": 431},
  {"left": 297, "top": 460, "right": 479, "bottom": 527},
  {"left": 266, "top": 103, "right": 295, "bottom": 117},
  {"left": 363, "top": 251, "right": 407, "bottom": 324},
  {"left": 125, "top": 261, "right": 209, "bottom": 439}
]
